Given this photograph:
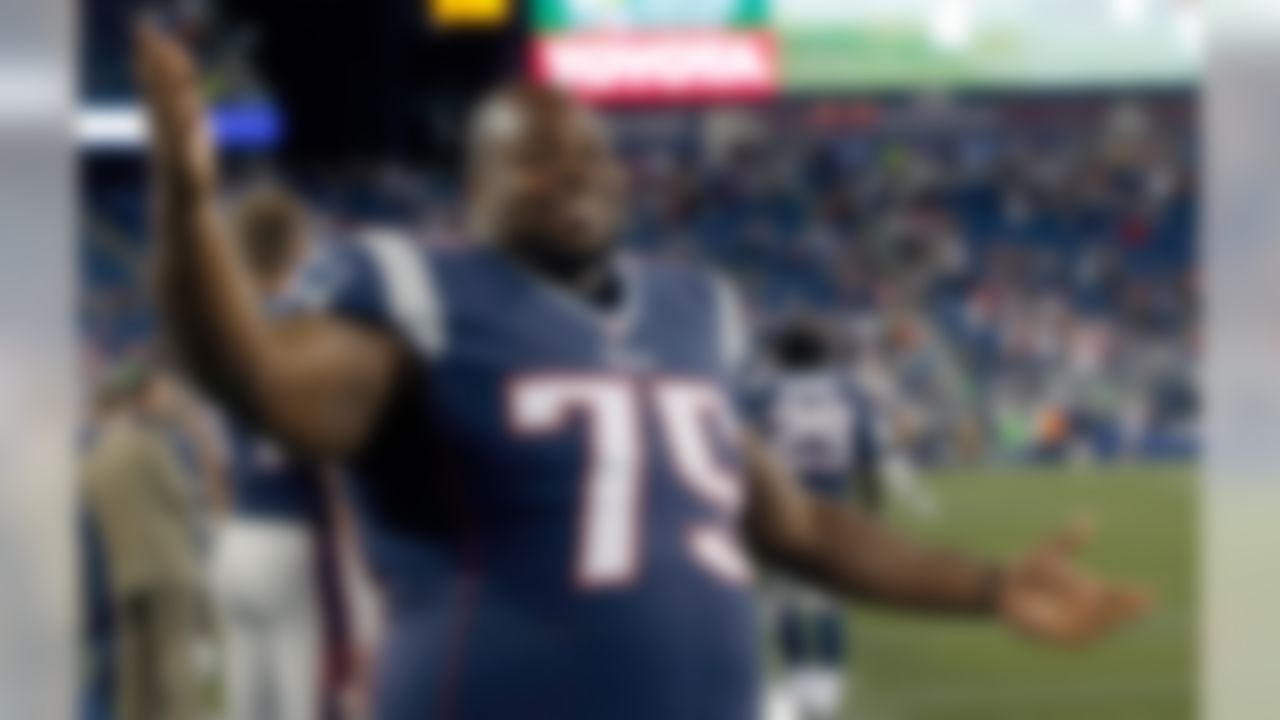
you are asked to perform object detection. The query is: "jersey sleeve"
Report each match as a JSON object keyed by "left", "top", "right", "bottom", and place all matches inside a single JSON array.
[{"left": 279, "top": 227, "right": 447, "bottom": 358}]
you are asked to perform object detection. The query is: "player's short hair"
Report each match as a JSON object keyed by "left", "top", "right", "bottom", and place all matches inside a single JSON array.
[{"left": 231, "top": 183, "right": 306, "bottom": 281}]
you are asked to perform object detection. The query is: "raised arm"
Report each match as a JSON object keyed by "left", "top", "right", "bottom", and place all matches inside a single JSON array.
[
  {"left": 136, "top": 23, "right": 401, "bottom": 458},
  {"left": 742, "top": 430, "right": 1151, "bottom": 646}
]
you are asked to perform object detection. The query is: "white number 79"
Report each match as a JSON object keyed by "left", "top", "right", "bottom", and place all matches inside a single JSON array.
[{"left": 510, "top": 376, "right": 750, "bottom": 590}]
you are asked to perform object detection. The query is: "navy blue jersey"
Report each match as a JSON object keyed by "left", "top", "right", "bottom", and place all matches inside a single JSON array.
[
  {"left": 222, "top": 420, "right": 326, "bottom": 521},
  {"left": 741, "top": 371, "right": 881, "bottom": 501},
  {"left": 293, "top": 230, "right": 758, "bottom": 720}
]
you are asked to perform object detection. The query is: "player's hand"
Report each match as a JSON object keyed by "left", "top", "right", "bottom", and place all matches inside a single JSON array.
[
  {"left": 997, "top": 516, "right": 1152, "bottom": 647},
  {"left": 133, "top": 19, "right": 216, "bottom": 193}
]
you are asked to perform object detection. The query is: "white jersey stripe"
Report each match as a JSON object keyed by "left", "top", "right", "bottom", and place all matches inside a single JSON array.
[
  {"left": 361, "top": 228, "right": 446, "bottom": 358},
  {"left": 712, "top": 274, "right": 749, "bottom": 373}
]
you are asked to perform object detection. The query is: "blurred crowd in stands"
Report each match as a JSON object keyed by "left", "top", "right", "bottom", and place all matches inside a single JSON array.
[{"left": 82, "top": 96, "right": 1198, "bottom": 468}]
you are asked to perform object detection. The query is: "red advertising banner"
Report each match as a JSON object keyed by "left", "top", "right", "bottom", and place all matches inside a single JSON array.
[{"left": 530, "top": 31, "right": 779, "bottom": 104}]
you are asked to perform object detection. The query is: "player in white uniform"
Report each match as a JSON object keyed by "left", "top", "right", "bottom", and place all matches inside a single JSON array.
[
  {"left": 744, "top": 319, "right": 887, "bottom": 719},
  {"left": 208, "top": 188, "right": 355, "bottom": 720}
]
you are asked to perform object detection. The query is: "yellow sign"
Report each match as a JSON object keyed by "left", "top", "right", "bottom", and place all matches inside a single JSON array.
[{"left": 429, "top": 0, "right": 511, "bottom": 27}]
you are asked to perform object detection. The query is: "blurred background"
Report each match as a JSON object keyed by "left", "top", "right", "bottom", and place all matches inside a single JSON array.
[{"left": 78, "top": 1, "right": 1199, "bottom": 718}]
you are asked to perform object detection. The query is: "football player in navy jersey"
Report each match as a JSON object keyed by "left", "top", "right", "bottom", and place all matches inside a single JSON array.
[
  {"left": 743, "top": 318, "right": 888, "bottom": 720},
  {"left": 207, "top": 186, "right": 355, "bottom": 720},
  {"left": 138, "top": 24, "right": 1151, "bottom": 720}
]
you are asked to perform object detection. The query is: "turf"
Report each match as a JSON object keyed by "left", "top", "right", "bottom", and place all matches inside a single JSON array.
[{"left": 846, "top": 465, "right": 1195, "bottom": 720}]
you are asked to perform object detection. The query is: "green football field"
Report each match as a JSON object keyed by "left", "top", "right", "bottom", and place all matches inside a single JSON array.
[{"left": 846, "top": 465, "right": 1195, "bottom": 720}]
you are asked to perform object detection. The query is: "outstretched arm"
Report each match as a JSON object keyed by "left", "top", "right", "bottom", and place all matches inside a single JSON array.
[
  {"left": 742, "top": 430, "right": 1151, "bottom": 646},
  {"left": 137, "top": 23, "right": 400, "bottom": 458}
]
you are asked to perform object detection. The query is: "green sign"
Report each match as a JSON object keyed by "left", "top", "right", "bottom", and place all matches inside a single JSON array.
[
  {"left": 534, "top": 0, "right": 768, "bottom": 32},
  {"left": 780, "top": 24, "right": 1199, "bottom": 91}
]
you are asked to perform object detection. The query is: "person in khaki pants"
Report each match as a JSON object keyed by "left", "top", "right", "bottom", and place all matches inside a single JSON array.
[{"left": 84, "top": 365, "right": 205, "bottom": 720}]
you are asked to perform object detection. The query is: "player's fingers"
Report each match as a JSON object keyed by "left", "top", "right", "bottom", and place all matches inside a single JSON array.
[
  {"left": 1070, "top": 584, "right": 1151, "bottom": 644},
  {"left": 1098, "top": 584, "right": 1153, "bottom": 625},
  {"left": 134, "top": 21, "right": 181, "bottom": 124},
  {"left": 160, "top": 34, "right": 196, "bottom": 86},
  {"left": 1042, "top": 607, "right": 1099, "bottom": 648},
  {"left": 133, "top": 19, "right": 194, "bottom": 97},
  {"left": 132, "top": 19, "right": 163, "bottom": 92},
  {"left": 134, "top": 26, "right": 178, "bottom": 155},
  {"left": 134, "top": 21, "right": 205, "bottom": 158},
  {"left": 1009, "top": 597, "right": 1071, "bottom": 644}
]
